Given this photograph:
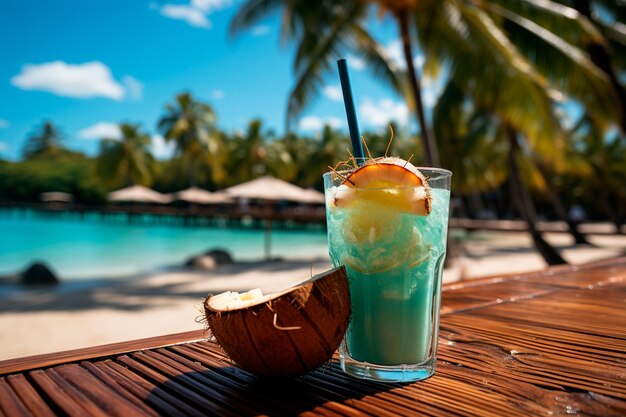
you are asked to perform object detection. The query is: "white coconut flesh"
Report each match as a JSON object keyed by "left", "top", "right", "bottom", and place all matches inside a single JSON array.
[
  {"left": 206, "top": 288, "right": 268, "bottom": 311},
  {"left": 205, "top": 270, "right": 340, "bottom": 312}
]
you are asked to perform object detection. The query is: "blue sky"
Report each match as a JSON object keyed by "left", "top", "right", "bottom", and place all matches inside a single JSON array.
[{"left": 0, "top": 0, "right": 441, "bottom": 161}]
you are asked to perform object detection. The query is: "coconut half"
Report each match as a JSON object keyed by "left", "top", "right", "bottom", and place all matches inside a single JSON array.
[{"left": 203, "top": 265, "right": 350, "bottom": 379}]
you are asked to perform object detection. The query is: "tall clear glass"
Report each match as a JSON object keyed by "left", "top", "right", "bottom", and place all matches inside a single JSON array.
[{"left": 323, "top": 167, "right": 452, "bottom": 382}]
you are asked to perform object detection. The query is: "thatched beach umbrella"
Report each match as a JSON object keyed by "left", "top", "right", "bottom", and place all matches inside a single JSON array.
[
  {"left": 224, "top": 176, "right": 322, "bottom": 203},
  {"left": 299, "top": 188, "right": 325, "bottom": 204},
  {"left": 173, "top": 187, "right": 233, "bottom": 205},
  {"left": 40, "top": 191, "right": 74, "bottom": 203},
  {"left": 108, "top": 185, "right": 172, "bottom": 204},
  {"left": 224, "top": 176, "right": 324, "bottom": 259}
]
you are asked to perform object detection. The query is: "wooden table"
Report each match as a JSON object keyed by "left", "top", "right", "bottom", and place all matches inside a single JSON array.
[{"left": 1, "top": 257, "right": 625, "bottom": 416}]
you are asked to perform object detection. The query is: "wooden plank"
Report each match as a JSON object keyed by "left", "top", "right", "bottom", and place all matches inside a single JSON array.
[
  {"left": 151, "top": 348, "right": 350, "bottom": 417},
  {"left": 167, "top": 345, "right": 352, "bottom": 416},
  {"left": 438, "top": 286, "right": 626, "bottom": 405},
  {"left": 99, "top": 360, "right": 205, "bottom": 417},
  {"left": 445, "top": 256, "right": 626, "bottom": 290},
  {"left": 142, "top": 349, "right": 275, "bottom": 415},
  {"left": 128, "top": 351, "right": 241, "bottom": 417},
  {"left": 128, "top": 350, "right": 363, "bottom": 417},
  {"left": 441, "top": 280, "right": 557, "bottom": 314},
  {"left": 5, "top": 374, "right": 55, "bottom": 417},
  {"left": 433, "top": 363, "right": 625, "bottom": 417},
  {"left": 29, "top": 369, "right": 108, "bottom": 417},
  {"left": 521, "top": 268, "right": 626, "bottom": 289},
  {"left": 0, "top": 378, "right": 32, "bottom": 417},
  {"left": 466, "top": 285, "right": 626, "bottom": 340},
  {"left": 80, "top": 362, "right": 158, "bottom": 417},
  {"left": 116, "top": 354, "right": 231, "bottom": 416},
  {"left": 54, "top": 364, "right": 147, "bottom": 417},
  {"left": 0, "top": 330, "right": 207, "bottom": 376}
]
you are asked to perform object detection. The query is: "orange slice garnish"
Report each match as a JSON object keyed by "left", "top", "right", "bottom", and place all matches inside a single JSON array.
[{"left": 333, "top": 157, "right": 431, "bottom": 216}]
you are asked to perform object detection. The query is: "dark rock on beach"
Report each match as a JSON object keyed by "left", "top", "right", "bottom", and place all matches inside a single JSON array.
[
  {"left": 185, "top": 248, "right": 233, "bottom": 270},
  {"left": 21, "top": 262, "right": 60, "bottom": 286},
  {"left": 204, "top": 249, "right": 233, "bottom": 265}
]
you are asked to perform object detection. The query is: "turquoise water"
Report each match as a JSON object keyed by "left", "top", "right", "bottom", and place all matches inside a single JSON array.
[{"left": 0, "top": 211, "right": 329, "bottom": 280}]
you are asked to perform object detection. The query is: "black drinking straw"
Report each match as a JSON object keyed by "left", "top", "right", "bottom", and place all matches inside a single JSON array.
[{"left": 337, "top": 59, "right": 365, "bottom": 165}]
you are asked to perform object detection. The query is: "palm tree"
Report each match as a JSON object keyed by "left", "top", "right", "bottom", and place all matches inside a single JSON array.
[
  {"left": 226, "top": 118, "right": 273, "bottom": 184},
  {"left": 22, "top": 121, "right": 64, "bottom": 159},
  {"left": 424, "top": 0, "right": 624, "bottom": 264},
  {"left": 278, "top": 132, "right": 318, "bottom": 185},
  {"left": 569, "top": 113, "right": 626, "bottom": 233},
  {"left": 231, "top": 0, "right": 616, "bottom": 265},
  {"left": 158, "top": 92, "right": 225, "bottom": 187},
  {"left": 231, "top": 1, "right": 613, "bottom": 169},
  {"left": 555, "top": 0, "right": 626, "bottom": 131},
  {"left": 229, "top": 2, "right": 408, "bottom": 154},
  {"left": 505, "top": 124, "right": 567, "bottom": 264},
  {"left": 265, "top": 139, "right": 298, "bottom": 182},
  {"left": 96, "top": 123, "right": 155, "bottom": 187},
  {"left": 433, "top": 81, "right": 507, "bottom": 201},
  {"left": 301, "top": 125, "right": 350, "bottom": 188}
]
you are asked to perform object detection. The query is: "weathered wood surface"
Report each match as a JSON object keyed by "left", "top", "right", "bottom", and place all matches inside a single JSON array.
[{"left": 1, "top": 257, "right": 625, "bottom": 416}]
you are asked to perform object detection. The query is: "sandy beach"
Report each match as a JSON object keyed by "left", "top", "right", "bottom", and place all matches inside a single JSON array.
[{"left": 1, "top": 229, "right": 625, "bottom": 361}]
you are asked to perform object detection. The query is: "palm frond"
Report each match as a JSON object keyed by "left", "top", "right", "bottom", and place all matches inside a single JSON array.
[
  {"left": 351, "top": 24, "right": 403, "bottom": 95},
  {"left": 604, "top": 22, "right": 626, "bottom": 68},
  {"left": 482, "top": 2, "right": 618, "bottom": 124},
  {"left": 417, "top": 2, "right": 562, "bottom": 150},
  {"left": 286, "top": 15, "right": 354, "bottom": 127},
  {"left": 481, "top": 0, "right": 603, "bottom": 44},
  {"left": 433, "top": 80, "right": 507, "bottom": 193}
]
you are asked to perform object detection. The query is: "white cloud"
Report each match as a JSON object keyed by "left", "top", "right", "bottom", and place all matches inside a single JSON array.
[
  {"left": 122, "top": 75, "right": 143, "bottom": 100},
  {"left": 151, "top": 134, "right": 176, "bottom": 160},
  {"left": 251, "top": 25, "right": 270, "bottom": 36},
  {"left": 157, "top": 0, "right": 232, "bottom": 29},
  {"left": 422, "top": 83, "right": 443, "bottom": 108},
  {"left": 11, "top": 61, "right": 128, "bottom": 100},
  {"left": 0, "top": 141, "right": 7, "bottom": 152},
  {"left": 384, "top": 40, "right": 424, "bottom": 72},
  {"left": 211, "top": 89, "right": 224, "bottom": 99},
  {"left": 323, "top": 85, "right": 342, "bottom": 102},
  {"left": 191, "top": 0, "right": 231, "bottom": 12},
  {"left": 359, "top": 98, "right": 409, "bottom": 127},
  {"left": 78, "top": 122, "right": 122, "bottom": 140},
  {"left": 0, "top": 119, "right": 8, "bottom": 128},
  {"left": 299, "top": 116, "right": 343, "bottom": 132},
  {"left": 347, "top": 54, "right": 366, "bottom": 71},
  {"left": 160, "top": 4, "right": 211, "bottom": 28}
]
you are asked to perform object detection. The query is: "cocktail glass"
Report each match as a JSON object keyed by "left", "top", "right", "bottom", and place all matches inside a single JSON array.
[{"left": 323, "top": 166, "right": 452, "bottom": 382}]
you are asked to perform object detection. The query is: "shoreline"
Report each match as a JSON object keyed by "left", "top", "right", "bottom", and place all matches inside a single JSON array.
[{"left": 0, "top": 230, "right": 625, "bottom": 360}]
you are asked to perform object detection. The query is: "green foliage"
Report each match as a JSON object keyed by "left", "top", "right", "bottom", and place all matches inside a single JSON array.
[
  {"left": 0, "top": 153, "right": 106, "bottom": 203},
  {"left": 158, "top": 92, "right": 226, "bottom": 186},
  {"left": 96, "top": 123, "right": 156, "bottom": 188},
  {"left": 22, "top": 121, "right": 65, "bottom": 159}
]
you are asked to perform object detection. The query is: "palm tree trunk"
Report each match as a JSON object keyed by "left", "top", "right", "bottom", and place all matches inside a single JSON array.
[
  {"left": 598, "top": 180, "right": 624, "bottom": 234},
  {"left": 396, "top": 10, "right": 440, "bottom": 167},
  {"left": 506, "top": 126, "right": 567, "bottom": 265},
  {"left": 534, "top": 159, "right": 591, "bottom": 245}
]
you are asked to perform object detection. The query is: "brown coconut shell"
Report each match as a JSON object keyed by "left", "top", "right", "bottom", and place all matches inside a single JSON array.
[{"left": 203, "top": 265, "right": 350, "bottom": 379}]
